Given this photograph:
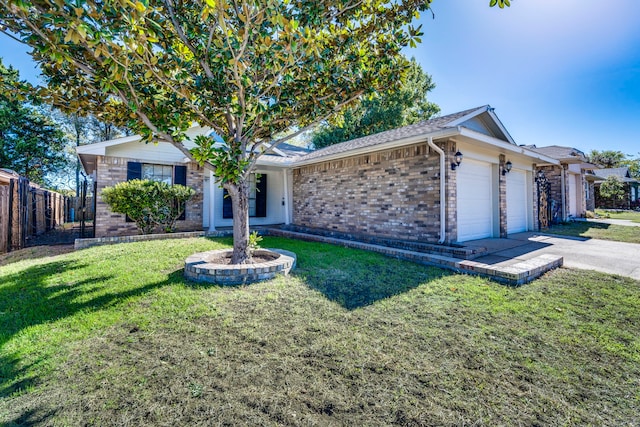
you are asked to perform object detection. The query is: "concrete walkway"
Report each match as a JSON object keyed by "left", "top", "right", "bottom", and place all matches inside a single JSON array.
[{"left": 465, "top": 232, "right": 640, "bottom": 280}]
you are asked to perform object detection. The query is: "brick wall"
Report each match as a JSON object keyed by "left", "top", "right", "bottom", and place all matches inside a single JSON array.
[
  {"left": 95, "top": 155, "right": 204, "bottom": 237},
  {"left": 586, "top": 181, "right": 596, "bottom": 211},
  {"left": 292, "top": 141, "right": 455, "bottom": 244}
]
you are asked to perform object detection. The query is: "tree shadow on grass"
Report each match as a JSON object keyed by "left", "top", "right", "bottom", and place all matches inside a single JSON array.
[
  {"left": 0, "top": 260, "right": 182, "bottom": 399},
  {"left": 3, "top": 408, "right": 58, "bottom": 427},
  {"left": 295, "top": 259, "right": 452, "bottom": 310}
]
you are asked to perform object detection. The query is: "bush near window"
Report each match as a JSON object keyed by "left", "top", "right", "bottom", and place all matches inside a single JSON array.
[
  {"left": 599, "top": 175, "right": 625, "bottom": 201},
  {"left": 102, "top": 179, "right": 195, "bottom": 234}
]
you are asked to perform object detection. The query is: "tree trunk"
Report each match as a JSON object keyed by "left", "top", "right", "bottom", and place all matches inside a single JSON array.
[{"left": 225, "top": 180, "right": 251, "bottom": 264}]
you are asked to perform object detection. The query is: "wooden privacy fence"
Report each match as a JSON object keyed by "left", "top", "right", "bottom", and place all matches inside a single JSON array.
[
  {"left": 0, "top": 177, "right": 66, "bottom": 253},
  {"left": 65, "top": 195, "right": 94, "bottom": 222}
]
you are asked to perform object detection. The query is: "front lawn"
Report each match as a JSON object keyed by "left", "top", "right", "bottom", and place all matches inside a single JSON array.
[
  {"left": 596, "top": 209, "right": 640, "bottom": 223},
  {"left": 1, "top": 237, "right": 639, "bottom": 426},
  {"left": 545, "top": 221, "right": 640, "bottom": 243}
]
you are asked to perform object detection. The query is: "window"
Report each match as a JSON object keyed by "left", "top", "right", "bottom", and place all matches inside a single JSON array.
[
  {"left": 584, "top": 181, "right": 590, "bottom": 200},
  {"left": 222, "top": 173, "right": 267, "bottom": 219},
  {"left": 126, "top": 161, "right": 188, "bottom": 220},
  {"left": 632, "top": 186, "right": 637, "bottom": 202},
  {"left": 142, "top": 164, "right": 173, "bottom": 185}
]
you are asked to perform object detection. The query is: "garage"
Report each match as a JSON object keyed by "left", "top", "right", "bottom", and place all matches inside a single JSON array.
[
  {"left": 506, "top": 169, "right": 528, "bottom": 234},
  {"left": 456, "top": 159, "right": 494, "bottom": 242}
]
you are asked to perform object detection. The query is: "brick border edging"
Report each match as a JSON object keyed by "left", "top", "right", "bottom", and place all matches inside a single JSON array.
[
  {"left": 278, "top": 224, "right": 487, "bottom": 260},
  {"left": 184, "top": 248, "right": 296, "bottom": 285},
  {"left": 75, "top": 228, "right": 562, "bottom": 286},
  {"left": 74, "top": 230, "right": 234, "bottom": 250},
  {"left": 268, "top": 228, "right": 563, "bottom": 286}
]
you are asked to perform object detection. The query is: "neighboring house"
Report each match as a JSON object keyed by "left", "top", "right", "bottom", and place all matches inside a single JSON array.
[
  {"left": 77, "top": 105, "right": 559, "bottom": 244},
  {"left": 525, "top": 145, "right": 599, "bottom": 221},
  {"left": 594, "top": 167, "right": 640, "bottom": 210}
]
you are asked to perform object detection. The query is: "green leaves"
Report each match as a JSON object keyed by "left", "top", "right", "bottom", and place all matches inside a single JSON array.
[
  {"left": 102, "top": 179, "right": 196, "bottom": 234},
  {"left": 490, "top": 0, "right": 511, "bottom": 8},
  {"left": 599, "top": 176, "right": 626, "bottom": 202}
]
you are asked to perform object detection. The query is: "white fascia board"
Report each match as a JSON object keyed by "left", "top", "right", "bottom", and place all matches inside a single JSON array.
[
  {"left": 458, "top": 128, "right": 560, "bottom": 165},
  {"left": 291, "top": 128, "right": 461, "bottom": 167},
  {"left": 445, "top": 105, "right": 490, "bottom": 127},
  {"left": 76, "top": 134, "right": 142, "bottom": 155},
  {"left": 446, "top": 106, "right": 517, "bottom": 146},
  {"left": 485, "top": 109, "right": 517, "bottom": 145}
]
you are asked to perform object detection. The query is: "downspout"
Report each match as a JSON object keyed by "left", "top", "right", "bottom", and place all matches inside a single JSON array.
[
  {"left": 560, "top": 166, "right": 566, "bottom": 221},
  {"left": 427, "top": 137, "right": 446, "bottom": 244}
]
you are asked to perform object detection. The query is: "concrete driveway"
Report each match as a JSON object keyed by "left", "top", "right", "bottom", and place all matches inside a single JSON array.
[{"left": 466, "top": 232, "right": 640, "bottom": 280}]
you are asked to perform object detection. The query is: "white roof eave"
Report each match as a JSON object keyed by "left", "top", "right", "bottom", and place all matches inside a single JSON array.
[
  {"left": 76, "top": 134, "right": 143, "bottom": 155},
  {"left": 457, "top": 128, "right": 560, "bottom": 165}
]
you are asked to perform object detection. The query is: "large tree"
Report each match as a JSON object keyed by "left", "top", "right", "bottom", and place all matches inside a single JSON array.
[
  {"left": 589, "top": 149, "right": 640, "bottom": 180},
  {"left": 0, "top": 58, "right": 69, "bottom": 186},
  {"left": 588, "top": 150, "right": 627, "bottom": 169},
  {"left": 311, "top": 58, "right": 439, "bottom": 149},
  {"left": 1, "top": 0, "right": 508, "bottom": 263}
]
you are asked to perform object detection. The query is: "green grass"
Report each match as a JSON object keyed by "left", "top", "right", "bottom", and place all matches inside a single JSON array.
[
  {"left": 1, "top": 237, "right": 639, "bottom": 426},
  {"left": 546, "top": 221, "right": 640, "bottom": 243},
  {"left": 596, "top": 209, "right": 640, "bottom": 223}
]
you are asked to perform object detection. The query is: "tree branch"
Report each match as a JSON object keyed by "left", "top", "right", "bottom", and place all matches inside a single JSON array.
[{"left": 162, "top": 0, "right": 216, "bottom": 80}]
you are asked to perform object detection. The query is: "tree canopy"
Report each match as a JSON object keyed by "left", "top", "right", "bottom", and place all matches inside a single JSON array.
[
  {"left": 0, "top": 0, "right": 509, "bottom": 263},
  {"left": 589, "top": 149, "right": 640, "bottom": 179},
  {"left": 311, "top": 58, "right": 439, "bottom": 149},
  {"left": 589, "top": 150, "right": 627, "bottom": 169},
  {"left": 0, "top": 58, "right": 69, "bottom": 186}
]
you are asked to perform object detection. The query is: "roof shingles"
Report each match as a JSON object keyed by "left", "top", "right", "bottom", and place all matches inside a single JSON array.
[{"left": 296, "top": 106, "right": 488, "bottom": 163}]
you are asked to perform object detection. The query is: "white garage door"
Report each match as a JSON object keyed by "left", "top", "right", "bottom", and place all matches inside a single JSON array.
[
  {"left": 457, "top": 159, "right": 493, "bottom": 242},
  {"left": 506, "top": 170, "right": 528, "bottom": 234}
]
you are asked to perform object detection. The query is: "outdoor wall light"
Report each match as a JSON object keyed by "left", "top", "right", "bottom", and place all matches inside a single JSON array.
[
  {"left": 502, "top": 160, "right": 513, "bottom": 176},
  {"left": 451, "top": 151, "right": 463, "bottom": 170}
]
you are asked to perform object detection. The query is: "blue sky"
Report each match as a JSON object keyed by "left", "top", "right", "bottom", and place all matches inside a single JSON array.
[
  {"left": 2, "top": 0, "right": 640, "bottom": 155},
  {"left": 407, "top": 0, "right": 640, "bottom": 156}
]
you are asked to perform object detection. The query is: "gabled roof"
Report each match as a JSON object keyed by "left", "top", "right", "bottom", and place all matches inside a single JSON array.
[
  {"left": 527, "top": 145, "right": 587, "bottom": 162},
  {"left": 295, "top": 105, "right": 522, "bottom": 164},
  {"left": 275, "top": 142, "right": 313, "bottom": 157},
  {"left": 595, "top": 167, "right": 638, "bottom": 182}
]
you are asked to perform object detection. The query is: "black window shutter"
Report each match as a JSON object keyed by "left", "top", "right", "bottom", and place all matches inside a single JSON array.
[
  {"left": 174, "top": 166, "right": 187, "bottom": 220},
  {"left": 125, "top": 162, "right": 142, "bottom": 222},
  {"left": 127, "top": 162, "right": 142, "bottom": 180},
  {"left": 174, "top": 165, "right": 187, "bottom": 186},
  {"left": 255, "top": 174, "right": 267, "bottom": 218},
  {"left": 222, "top": 189, "right": 233, "bottom": 219}
]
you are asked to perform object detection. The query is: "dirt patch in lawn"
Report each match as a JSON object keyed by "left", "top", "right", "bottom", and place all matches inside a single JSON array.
[
  {"left": 0, "top": 245, "right": 75, "bottom": 267},
  {"left": 206, "top": 251, "right": 279, "bottom": 265}
]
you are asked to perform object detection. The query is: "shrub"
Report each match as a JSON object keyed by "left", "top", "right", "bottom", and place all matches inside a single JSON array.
[
  {"left": 599, "top": 176, "right": 625, "bottom": 201},
  {"left": 102, "top": 179, "right": 195, "bottom": 234}
]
